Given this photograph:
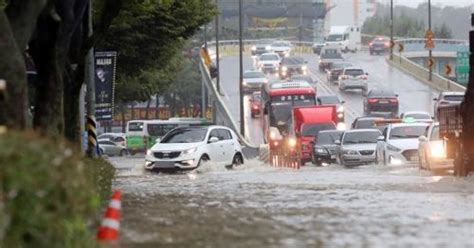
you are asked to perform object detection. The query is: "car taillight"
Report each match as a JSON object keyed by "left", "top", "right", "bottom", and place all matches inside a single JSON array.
[
  {"left": 389, "top": 98, "right": 398, "bottom": 104},
  {"left": 361, "top": 76, "right": 368, "bottom": 80},
  {"left": 368, "top": 98, "right": 378, "bottom": 104},
  {"left": 384, "top": 42, "right": 390, "bottom": 47},
  {"left": 369, "top": 42, "right": 373, "bottom": 47}
]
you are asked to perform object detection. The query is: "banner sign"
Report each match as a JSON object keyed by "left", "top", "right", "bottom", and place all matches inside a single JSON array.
[{"left": 94, "top": 51, "right": 117, "bottom": 121}]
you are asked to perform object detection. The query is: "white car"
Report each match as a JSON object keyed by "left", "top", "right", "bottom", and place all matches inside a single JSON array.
[
  {"left": 257, "top": 53, "right": 281, "bottom": 74},
  {"left": 338, "top": 67, "right": 368, "bottom": 94},
  {"left": 418, "top": 122, "right": 453, "bottom": 171},
  {"left": 433, "top": 91, "right": 464, "bottom": 119},
  {"left": 376, "top": 123, "right": 430, "bottom": 165},
  {"left": 243, "top": 70, "right": 268, "bottom": 93},
  {"left": 271, "top": 41, "right": 293, "bottom": 58},
  {"left": 336, "top": 129, "right": 381, "bottom": 166},
  {"left": 145, "top": 126, "right": 244, "bottom": 171},
  {"left": 400, "top": 111, "right": 433, "bottom": 123}
]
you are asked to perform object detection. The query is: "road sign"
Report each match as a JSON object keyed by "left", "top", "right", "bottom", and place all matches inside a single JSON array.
[
  {"left": 445, "top": 64, "right": 452, "bottom": 75},
  {"left": 456, "top": 51, "right": 470, "bottom": 84},
  {"left": 427, "top": 58, "right": 434, "bottom": 68},
  {"left": 425, "top": 29, "right": 435, "bottom": 50},
  {"left": 398, "top": 43, "right": 404, "bottom": 53}
]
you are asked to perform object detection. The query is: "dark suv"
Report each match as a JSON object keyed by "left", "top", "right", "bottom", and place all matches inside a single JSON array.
[
  {"left": 363, "top": 89, "right": 399, "bottom": 118},
  {"left": 279, "top": 56, "right": 308, "bottom": 79},
  {"left": 369, "top": 37, "right": 390, "bottom": 55}
]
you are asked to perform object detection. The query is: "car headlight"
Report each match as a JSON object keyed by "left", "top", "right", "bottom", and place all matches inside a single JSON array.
[
  {"left": 242, "top": 80, "right": 247, "bottom": 86},
  {"left": 337, "top": 105, "right": 344, "bottom": 112},
  {"left": 343, "top": 150, "right": 358, "bottom": 155},
  {"left": 430, "top": 143, "right": 446, "bottom": 158},
  {"left": 302, "top": 65, "right": 308, "bottom": 71},
  {"left": 281, "top": 66, "right": 288, "bottom": 71},
  {"left": 183, "top": 147, "right": 197, "bottom": 155},
  {"left": 316, "top": 148, "right": 327, "bottom": 154},
  {"left": 387, "top": 143, "right": 401, "bottom": 152},
  {"left": 251, "top": 46, "right": 256, "bottom": 51},
  {"left": 288, "top": 137, "right": 297, "bottom": 147},
  {"left": 336, "top": 122, "right": 346, "bottom": 131},
  {"left": 265, "top": 45, "right": 271, "bottom": 50},
  {"left": 146, "top": 149, "right": 153, "bottom": 156},
  {"left": 337, "top": 112, "right": 344, "bottom": 119}
]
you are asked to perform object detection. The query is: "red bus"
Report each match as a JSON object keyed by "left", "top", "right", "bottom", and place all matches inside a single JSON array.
[{"left": 260, "top": 81, "right": 317, "bottom": 147}]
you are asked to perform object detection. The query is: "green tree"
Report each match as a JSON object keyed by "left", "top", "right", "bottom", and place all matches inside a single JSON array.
[{"left": 434, "top": 22, "right": 453, "bottom": 39}]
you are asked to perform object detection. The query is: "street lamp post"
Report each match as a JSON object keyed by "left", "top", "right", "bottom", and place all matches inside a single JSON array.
[
  {"left": 428, "top": 0, "right": 433, "bottom": 81},
  {"left": 215, "top": 0, "right": 220, "bottom": 93},
  {"left": 390, "top": 0, "right": 393, "bottom": 60},
  {"left": 238, "top": 0, "right": 245, "bottom": 136}
]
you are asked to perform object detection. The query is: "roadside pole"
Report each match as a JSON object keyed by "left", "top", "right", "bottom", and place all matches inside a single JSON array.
[
  {"left": 428, "top": 0, "right": 433, "bottom": 81},
  {"left": 238, "top": 0, "right": 245, "bottom": 136},
  {"left": 215, "top": 0, "right": 221, "bottom": 94},
  {"left": 86, "top": 0, "right": 97, "bottom": 157},
  {"left": 389, "top": 0, "right": 394, "bottom": 60}
]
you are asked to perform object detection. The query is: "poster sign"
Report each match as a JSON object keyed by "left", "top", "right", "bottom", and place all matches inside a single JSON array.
[{"left": 94, "top": 51, "right": 117, "bottom": 121}]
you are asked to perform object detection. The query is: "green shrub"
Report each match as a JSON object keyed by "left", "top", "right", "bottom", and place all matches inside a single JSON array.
[{"left": 0, "top": 131, "right": 115, "bottom": 247}]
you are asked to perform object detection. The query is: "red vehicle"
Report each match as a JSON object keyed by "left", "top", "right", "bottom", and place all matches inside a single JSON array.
[
  {"left": 292, "top": 106, "right": 339, "bottom": 164},
  {"left": 249, "top": 91, "right": 261, "bottom": 118},
  {"left": 260, "top": 81, "right": 317, "bottom": 156}
]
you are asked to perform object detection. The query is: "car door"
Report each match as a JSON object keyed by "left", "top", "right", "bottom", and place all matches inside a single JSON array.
[
  {"left": 206, "top": 129, "right": 225, "bottom": 165},
  {"left": 218, "top": 129, "right": 236, "bottom": 165}
]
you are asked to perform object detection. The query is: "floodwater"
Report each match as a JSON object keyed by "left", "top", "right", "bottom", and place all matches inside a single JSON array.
[{"left": 111, "top": 157, "right": 474, "bottom": 248}]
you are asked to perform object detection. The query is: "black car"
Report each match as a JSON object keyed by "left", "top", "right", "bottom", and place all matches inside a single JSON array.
[
  {"left": 279, "top": 56, "right": 308, "bottom": 79},
  {"left": 326, "top": 62, "right": 353, "bottom": 83},
  {"left": 363, "top": 89, "right": 399, "bottom": 118},
  {"left": 369, "top": 37, "right": 390, "bottom": 55},
  {"left": 311, "top": 130, "right": 343, "bottom": 166}
]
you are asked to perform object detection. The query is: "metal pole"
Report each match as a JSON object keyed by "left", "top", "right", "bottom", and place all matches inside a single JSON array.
[
  {"left": 390, "top": 0, "right": 394, "bottom": 60},
  {"left": 215, "top": 0, "right": 220, "bottom": 94},
  {"left": 204, "top": 24, "right": 208, "bottom": 49},
  {"left": 86, "top": 0, "right": 97, "bottom": 157},
  {"left": 428, "top": 0, "right": 432, "bottom": 81},
  {"left": 239, "top": 0, "right": 245, "bottom": 136}
]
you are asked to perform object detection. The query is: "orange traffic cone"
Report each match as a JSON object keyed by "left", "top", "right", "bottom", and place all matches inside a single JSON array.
[{"left": 97, "top": 190, "right": 122, "bottom": 242}]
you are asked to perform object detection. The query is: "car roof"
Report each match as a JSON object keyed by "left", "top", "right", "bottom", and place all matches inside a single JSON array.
[
  {"left": 344, "top": 129, "right": 381, "bottom": 134},
  {"left": 344, "top": 67, "right": 363, "bottom": 70},
  {"left": 388, "top": 123, "right": 430, "bottom": 128},
  {"left": 356, "top": 116, "right": 384, "bottom": 121},
  {"left": 402, "top": 111, "right": 430, "bottom": 115}
]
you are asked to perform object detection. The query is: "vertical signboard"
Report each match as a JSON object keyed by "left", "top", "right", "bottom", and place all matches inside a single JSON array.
[
  {"left": 94, "top": 51, "right": 117, "bottom": 121},
  {"left": 456, "top": 51, "right": 470, "bottom": 85}
]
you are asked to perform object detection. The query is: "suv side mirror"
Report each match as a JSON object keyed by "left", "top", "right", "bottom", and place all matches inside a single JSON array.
[
  {"left": 209, "top": 136, "right": 219, "bottom": 143},
  {"left": 377, "top": 136, "right": 385, "bottom": 142}
]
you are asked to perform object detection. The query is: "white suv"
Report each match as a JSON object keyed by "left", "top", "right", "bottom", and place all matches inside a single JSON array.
[
  {"left": 338, "top": 67, "right": 368, "bottom": 94},
  {"left": 145, "top": 126, "right": 244, "bottom": 171}
]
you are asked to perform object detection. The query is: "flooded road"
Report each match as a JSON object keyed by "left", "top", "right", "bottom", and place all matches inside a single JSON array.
[{"left": 112, "top": 157, "right": 474, "bottom": 248}]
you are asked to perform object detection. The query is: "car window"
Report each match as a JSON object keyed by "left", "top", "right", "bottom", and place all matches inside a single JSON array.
[
  {"left": 114, "top": 137, "right": 125, "bottom": 142},
  {"left": 161, "top": 128, "right": 207, "bottom": 143},
  {"left": 260, "top": 54, "right": 279, "bottom": 61},
  {"left": 217, "top": 129, "right": 232, "bottom": 140},
  {"left": 344, "top": 69, "right": 364, "bottom": 76},
  {"left": 342, "top": 131, "right": 380, "bottom": 144},
  {"left": 301, "top": 123, "right": 336, "bottom": 137},
  {"left": 368, "top": 90, "right": 396, "bottom": 97},
  {"left": 281, "top": 57, "right": 304, "bottom": 65},
  {"left": 443, "top": 95, "right": 464, "bottom": 101},
  {"left": 128, "top": 122, "right": 144, "bottom": 132},
  {"left": 318, "top": 96, "right": 340, "bottom": 105},
  {"left": 244, "top": 71, "right": 265, "bottom": 78},
  {"left": 316, "top": 131, "right": 343, "bottom": 145},
  {"left": 405, "top": 113, "right": 431, "bottom": 119},
  {"left": 209, "top": 130, "right": 220, "bottom": 140},
  {"left": 430, "top": 126, "right": 440, "bottom": 141},
  {"left": 99, "top": 141, "right": 114, "bottom": 146},
  {"left": 389, "top": 126, "right": 428, "bottom": 139}
]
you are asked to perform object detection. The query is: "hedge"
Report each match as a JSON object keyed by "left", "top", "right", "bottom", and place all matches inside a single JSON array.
[{"left": 0, "top": 131, "right": 115, "bottom": 247}]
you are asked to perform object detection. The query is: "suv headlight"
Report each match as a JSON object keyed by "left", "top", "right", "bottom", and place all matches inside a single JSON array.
[
  {"left": 183, "top": 147, "right": 197, "bottom": 154},
  {"left": 146, "top": 149, "right": 153, "bottom": 156},
  {"left": 265, "top": 45, "right": 271, "bottom": 50},
  {"left": 281, "top": 66, "right": 288, "bottom": 71},
  {"left": 343, "top": 150, "right": 358, "bottom": 155},
  {"left": 337, "top": 105, "right": 344, "bottom": 112},
  {"left": 302, "top": 65, "right": 308, "bottom": 71},
  {"left": 316, "top": 148, "right": 327, "bottom": 154},
  {"left": 251, "top": 46, "right": 256, "bottom": 51},
  {"left": 288, "top": 137, "right": 297, "bottom": 147},
  {"left": 387, "top": 144, "right": 401, "bottom": 152}
]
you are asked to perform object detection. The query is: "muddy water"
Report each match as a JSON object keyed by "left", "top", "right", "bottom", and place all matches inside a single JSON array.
[{"left": 111, "top": 157, "right": 474, "bottom": 248}]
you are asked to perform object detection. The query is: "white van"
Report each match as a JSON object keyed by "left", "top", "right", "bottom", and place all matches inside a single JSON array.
[{"left": 325, "top": 26, "right": 361, "bottom": 53}]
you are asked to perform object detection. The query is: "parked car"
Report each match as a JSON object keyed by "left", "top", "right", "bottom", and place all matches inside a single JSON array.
[
  {"left": 98, "top": 140, "right": 128, "bottom": 157},
  {"left": 243, "top": 70, "right": 268, "bottom": 93},
  {"left": 400, "top": 111, "right": 433, "bottom": 123},
  {"left": 369, "top": 37, "right": 390, "bottom": 55},
  {"left": 338, "top": 67, "right": 368, "bottom": 94},
  {"left": 433, "top": 91, "right": 464, "bottom": 119},
  {"left": 336, "top": 129, "right": 381, "bottom": 166},
  {"left": 145, "top": 126, "right": 244, "bottom": 171},
  {"left": 375, "top": 122, "right": 430, "bottom": 166},
  {"left": 311, "top": 130, "right": 343, "bottom": 166},
  {"left": 271, "top": 40, "right": 293, "bottom": 58},
  {"left": 249, "top": 91, "right": 262, "bottom": 118},
  {"left": 98, "top": 132, "right": 127, "bottom": 147},
  {"left": 257, "top": 53, "right": 281, "bottom": 74},
  {"left": 251, "top": 39, "right": 275, "bottom": 56},
  {"left": 279, "top": 56, "right": 308, "bottom": 79},
  {"left": 326, "top": 62, "right": 353, "bottom": 83},
  {"left": 418, "top": 122, "right": 453, "bottom": 171},
  {"left": 363, "top": 89, "right": 399, "bottom": 118}
]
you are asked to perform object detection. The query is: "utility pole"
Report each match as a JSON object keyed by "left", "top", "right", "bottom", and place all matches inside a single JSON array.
[
  {"left": 390, "top": 0, "right": 394, "bottom": 60},
  {"left": 428, "top": 0, "right": 433, "bottom": 81},
  {"left": 239, "top": 0, "right": 245, "bottom": 136},
  {"left": 86, "top": 0, "right": 97, "bottom": 157},
  {"left": 202, "top": 24, "right": 208, "bottom": 119},
  {"left": 215, "top": 0, "right": 220, "bottom": 94}
]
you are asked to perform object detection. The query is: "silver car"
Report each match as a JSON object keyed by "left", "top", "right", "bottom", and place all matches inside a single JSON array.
[
  {"left": 243, "top": 70, "right": 268, "bottom": 93},
  {"left": 336, "top": 129, "right": 381, "bottom": 166},
  {"left": 98, "top": 140, "right": 128, "bottom": 157}
]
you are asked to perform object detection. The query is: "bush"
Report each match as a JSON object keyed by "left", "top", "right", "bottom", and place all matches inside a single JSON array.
[{"left": 0, "top": 131, "right": 115, "bottom": 247}]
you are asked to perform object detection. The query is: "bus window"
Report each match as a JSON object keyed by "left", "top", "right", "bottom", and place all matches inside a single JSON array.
[{"left": 128, "top": 122, "right": 144, "bottom": 132}]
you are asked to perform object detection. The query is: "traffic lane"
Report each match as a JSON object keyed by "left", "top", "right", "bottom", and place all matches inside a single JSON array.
[{"left": 116, "top": 161, "right": 474, "bottom": 247}]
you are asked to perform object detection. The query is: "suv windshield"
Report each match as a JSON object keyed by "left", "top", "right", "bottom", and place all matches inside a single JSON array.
[
  {"left": 316, "top": 131, "right": 343, "bottom": 145},
  {"left": 389, "top": 126, "right": 427, "bottom": 139},
  {"left": 327, "top": 34, "right": 343, "bottom": 42},
  {"left": 302, "top": 123, "right": 336, "bottom": 137},
  {"left": 281, "top": 57, "right": 304, "bottom": 65},
  {"left": 444, "top": 95, "right": 464, "bottom": 101},
  {"left": 260, "top": 54, "right": 279, "bottom": 61},
  {"left": 354, "top": 118, "right": 382, "bottom": 129},
  {"left": 318, "top": 96, "right": 340, "bottom": 105},
  {"left": 343, "top": 131, "right": 380, "bottom": 144},
  {"left": 244, "top": 71, "right": 265, "bottom": 78},
  {"left": 160, "top": 128, "right": 207, "bottom": 143},
  {"left": 344, "top": 69, "right": 364, "bottom": 76}
]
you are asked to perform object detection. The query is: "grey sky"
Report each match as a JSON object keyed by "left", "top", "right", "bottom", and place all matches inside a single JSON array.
[{"left": 393, "top": 0, "right": 474, "bottom": 8}]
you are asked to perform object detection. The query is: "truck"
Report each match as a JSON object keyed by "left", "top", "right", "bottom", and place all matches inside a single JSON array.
[
  {"left": 437, "top": 103, "right": 472, "bottom": 176},
  {"left": 325, "top": 26, "right": 361, "bottom": 53},
  {"left": 291, "top": 106, "right": 341, "bottom": 165},
  {"left": 318, "top": 45, "right": 344, "bottom": 72}
]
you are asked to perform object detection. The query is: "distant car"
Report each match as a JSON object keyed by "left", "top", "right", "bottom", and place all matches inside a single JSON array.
[
  {"left": 336, "top": 129, "right": 381, "bottom": 166},
  {"left": 271, "top": 41, "right": 293, "bottom": 58},
  {"left": 363, "top": 89, "right": 399, "bottom": 118},
  {"left": 251, "top": 39, "right": 275, "bottom": 56},
  {"left": 400, "top": 111, "right": 433, "bottom": 123},
  {"left": 326, "top": 62, "right": 353, "bottom": 83},
  {"left": 97, "top": 132, "right": 127, "bottom": 147},
  {"left": 418, "top": 122, "right": 453, "bottom": 171},
  {"left": 318, "top": 45, "right": 344, "bottom": 72},
  {"left": 290, "top": 74, "right": 315, "bottom": 85},
  {"left": 311, "top": 130, "right": 343, "bottom": 166},
  {"left": 249, "top": 91, "right": 262, "bottom": 118},
  {"left": 145, "top": 126, "right": 244, "bottom": 171},
  {"left": 338, "top": 67, "right": 368, "bottom": 94},
  {"left": 257, "top": 53, "right": 281, "bottom": 74},
  {"left": 312, "top": 42, "right": 325, "bottom": 55},
  {"left": 369, "top": 37, "right": 390, "bottom": 55},
  {"left": 243, "top": 70, "right": 268, "bottom": 93},
  {"left": 317, "top": 95, "right": 345, "bottom": 122},
  {"left": 279, "top": 56, "right": 308, "bottom": 79},
  {"left": 433, "top": 91, "right": 464, "bottom": 119},
  {"left": 351, "top": 116, "right": 385, "bottom": 132},
  {"left": 98, "top": 140, "right": 128, "bottom": 157},
  {"left": 375, "top": 122, "right": 430, "bottom": 166}
]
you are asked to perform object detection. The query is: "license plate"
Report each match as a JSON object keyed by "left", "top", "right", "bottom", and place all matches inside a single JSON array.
[
  {"left": 379, "top": 100, "right": 388, "bottom": 104},
  {"left": 411, "top": 156, "right": 419, "bottom": 161}
]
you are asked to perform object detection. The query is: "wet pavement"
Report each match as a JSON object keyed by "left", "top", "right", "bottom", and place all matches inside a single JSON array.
[{"left": 111, "top": 157, "right": 474, "bottom": 248}]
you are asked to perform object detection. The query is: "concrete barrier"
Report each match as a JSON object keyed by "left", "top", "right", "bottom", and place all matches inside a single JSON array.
[{"left": 387, "top": 53, "right": 465, "bottom": 92}]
